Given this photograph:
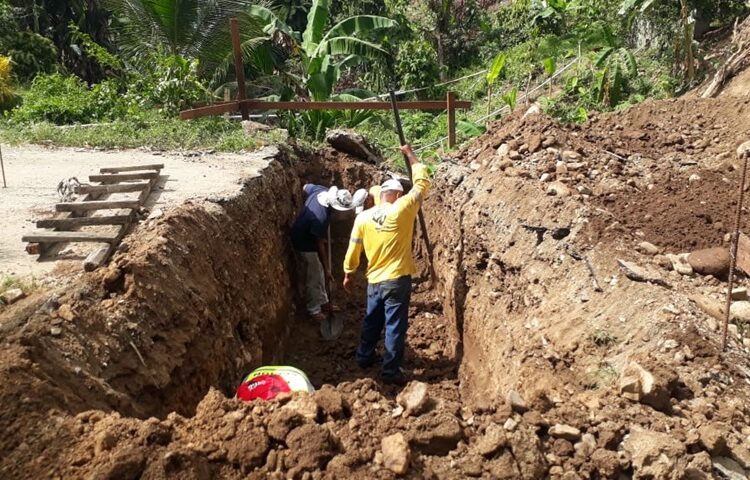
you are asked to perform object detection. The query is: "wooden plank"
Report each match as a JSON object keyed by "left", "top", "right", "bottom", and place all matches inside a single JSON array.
[
  {"left": 180, "top": 99, "right": 473, "bottom": 120},
  {"left": 56, "top": 200, "right": 140, "bottom": 212},
  {"left": 22, "top": 231, "right": 119, "bottom": 243},
  {"left": 89, "top": 172, "right": 159, "bottom": 183},
  {"left": 37, "top": 214, "right": 133, "bottom": 229},
  {"left": 230, "top": 18, "right": 249, "bottom": 121},
  {"left": 447, "top": 91, "right": 456, "bottom": 148},
  {"left": 736, "top": 231, "right": 750, "bottom": 275},
  {"left": 99, "top": 164, "right": 164, "bottom": 174},
  {"left": 76, "top": 182, "right": 149, "bottom": 194}
]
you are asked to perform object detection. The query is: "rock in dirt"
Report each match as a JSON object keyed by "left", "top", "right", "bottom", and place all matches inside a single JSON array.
[
  {"left": 617, "top": 260, "right": 671, "bottom": 288},
  {"left": 698, "top": 423, "right": 728, "bottom": 455},
  {"left": 326, "top": 129, "right": 381, "bottom": 164},
  {"left": 637, "top": 241, "right": 661, "bottom": 255},
  {"left": 266, "top": 409, "right": 305, "bottom": 441},
  {"left": 225, "top": 429, "right": 270, "bottom": 469},
  {"left": 285, "top": 424, "right": 338, "bottom": 470},
  {"left": 474, "top": 423, "right": 508, "bottom": 457},
  {"left": 396, "top": 381, "right": 430, "bottom": 417},
  {"left": 591, "top": 449, "right": 621, "bottom": 478},
  {"left": 687, "top": 247, "right": 730, "bottom": 277},
  {"left": 0, "top": 288, "right": 25, "bottom": 305},
  {"left": 549, "top": 424, "right": 581, "bottom": 441},
  {"left": 730, "top": 442, "right": 750, "bottom": 470},
  {"left": 381, "top": 433, "right": 410, "bottom": 475},
  {"left": 546, "top": 181, "right": 571, "bottom": 197},
  {"left": 283, "top": 393, "right": 319, "bottom": 420},
  {"left": 667, "top": 253, "right": 694, "bottom": 276},
  {"left": 98, "top": 448, "right": 148, "bottom": 479},
  {"left": 506, "top": 390, "right": 528, "bottom": 413},
  {"left": 730, "top": 301, "right": 750, "bottom": 323},
  {"left": 732, "top": 287, "right": 748, "bottom": 301},
  {"left": 624, "top": 430, "right": 688, "bottom": 479},
  {"left": 314, "top": 387, "right": 349, "bottom": 420},
  {"left": 619, "top": 361, "right": 677, "bottom": 412},
  {"left": 410, "top": 412, "right": 464, "bottom": 455},
  {"left": 713, "top": 457, "right": 748, "bottom": 480},
  {"left": 241, "top": 120, "right": 272, "bottom": 134}
]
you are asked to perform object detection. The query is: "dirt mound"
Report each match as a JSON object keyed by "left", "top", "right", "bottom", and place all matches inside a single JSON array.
[
  {"left": 3, "top": 97, "right": 750, "bottom": 479},
  {"left": 457, "top": 96, "right": 750, "bottom": 252}
]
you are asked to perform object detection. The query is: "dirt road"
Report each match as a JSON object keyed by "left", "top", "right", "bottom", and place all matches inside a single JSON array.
[{"left": 0, "top": 144, "right": 273, "bottom": 278}]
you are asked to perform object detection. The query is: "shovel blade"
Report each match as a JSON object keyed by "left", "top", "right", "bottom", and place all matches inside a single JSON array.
[{"left": 320, "top": 312, "right": 343, "bottom": 340}]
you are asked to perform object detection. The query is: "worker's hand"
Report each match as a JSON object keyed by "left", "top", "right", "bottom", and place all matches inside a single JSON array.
[
  {"left": 343, "top": 274, "right": 353, "bottom": 294},
  {"left": 399, "top": 144, "right": 413, "bottom": 156}
]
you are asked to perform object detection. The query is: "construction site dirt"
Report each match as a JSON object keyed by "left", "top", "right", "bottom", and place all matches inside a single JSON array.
[{"left": 2, "top": 96, "right": 750, "bottom": 479}]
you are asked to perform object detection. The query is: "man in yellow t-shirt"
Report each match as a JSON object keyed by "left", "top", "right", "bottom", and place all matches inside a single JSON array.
[{"left": 343, "top": 144, "right": 431, "bottom": 385}]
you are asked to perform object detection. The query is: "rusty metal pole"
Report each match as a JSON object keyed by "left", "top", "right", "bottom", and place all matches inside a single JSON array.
[
  {"left": 230, "top": 18, "right": 249, "bottom": 121},
  {"left": 723, "top": 142, "right": 750, "bottom": 351},
  {"left": 0, "top": 144, "right": 6, "bottom": 188},
  {"left": 447, "top": 91, "right": 456, "bottom": 148}
]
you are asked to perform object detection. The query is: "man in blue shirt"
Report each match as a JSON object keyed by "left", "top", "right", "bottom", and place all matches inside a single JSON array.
[{"left": 291, "top": 184, "right": 366, "bottom": 321}]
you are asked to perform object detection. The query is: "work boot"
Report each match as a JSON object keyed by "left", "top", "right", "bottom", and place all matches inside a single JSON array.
[
  {"left": 309, "top": 311, "right": 327, "bottom": 322},
  {"left": 356, "top": 353, "right": 380, "bottom": 369},
  {"left": 321, "top": 303, "right": 341, "bottom": 313},
  {"left": 381, "top": 368, "right": 408, "bottom": 386}
]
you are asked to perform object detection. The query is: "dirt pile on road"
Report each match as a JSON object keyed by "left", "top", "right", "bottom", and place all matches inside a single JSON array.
[{"left": 3, "top": 97, "right": 750, "bottom": 479}]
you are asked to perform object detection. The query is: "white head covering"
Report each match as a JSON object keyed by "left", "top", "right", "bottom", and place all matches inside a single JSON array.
[{"left": 317, "top": 186, "right": 367, "bottom": 211}]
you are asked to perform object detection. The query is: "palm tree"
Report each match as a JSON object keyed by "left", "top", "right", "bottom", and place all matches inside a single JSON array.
[{"left": 105, "top": 0, "right": 275, "bottom": 86}]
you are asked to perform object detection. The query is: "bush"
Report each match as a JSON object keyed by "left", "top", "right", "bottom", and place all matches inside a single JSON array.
[
  {"left": 395, "top": 39, "right": 442, "bottom": 96},
  {"left": 10, "top": 73, "right": 95, "bottom": 124},
  {"left": 0, "top": 31, "right": 57, "bottom": 81}
]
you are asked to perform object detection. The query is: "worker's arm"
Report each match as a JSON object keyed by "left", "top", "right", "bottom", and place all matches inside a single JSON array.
[
  {"left": 343, "top": 219, "right": 364, "bottom": 293},
  {"left": 395, "top": 145, "right": 431, "bottom": 215}
]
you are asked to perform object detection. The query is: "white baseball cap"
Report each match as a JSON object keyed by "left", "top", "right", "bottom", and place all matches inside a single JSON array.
[{"left": 380, "top": 179, "right": 404, "bottom": 193}]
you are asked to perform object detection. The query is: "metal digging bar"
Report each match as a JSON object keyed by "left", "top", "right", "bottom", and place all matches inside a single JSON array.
[{"left": 388, "top": 89, "right": 436, "bottom": 283}]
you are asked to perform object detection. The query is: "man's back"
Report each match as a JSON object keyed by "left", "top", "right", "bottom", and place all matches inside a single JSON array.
[
  {"left": 291, "top": 184, "right": 329, "bottom": 252},
  {"left": 344, "top": 164, "right": 431, "bottom": 283}
]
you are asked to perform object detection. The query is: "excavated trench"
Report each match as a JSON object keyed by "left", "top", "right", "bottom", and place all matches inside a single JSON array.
[{"left": 5, "top": 111, "right": 750, "bottom": 478}]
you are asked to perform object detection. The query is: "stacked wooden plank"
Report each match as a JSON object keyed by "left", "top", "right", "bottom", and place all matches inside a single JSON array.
[{"left": 23, "top": 164, "right": 163, "bottom": 271}]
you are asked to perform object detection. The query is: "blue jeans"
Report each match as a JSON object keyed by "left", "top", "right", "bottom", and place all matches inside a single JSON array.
[{"left": 356, "top": 276, "right": 412, "bottom": 376}]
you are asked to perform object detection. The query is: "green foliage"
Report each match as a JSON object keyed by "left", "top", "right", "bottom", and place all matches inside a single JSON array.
[
  {"left": 486, "top": 53, "right": 507, "bottom": 85},
  {"left": 0, "top": 274, "right": 38, "bottom": 298},
  {"left": 0, "top": 115, "right": 285, "bottom": 151},
  {"left": 0, "top": 56, "right": 14, "bottom": 110},
  {"left": 68, "top": 22, "right": 122, "bottom": 72},
  {"left": 0, "top": 31, "right": 58, "bottom": 81},
  {"left": 542, "top": 56, "right": 557, "bottom": 76},
  {"left": 501, "top": 87, "right": 518, "bottom": 112},
  {"left": 147, "top": 55, "right": 210, "bottom": 115},
  {"left": 10, "top": 73, "right": 104, "bottom": 124},
  {"left": 396, "top": 39, "right": 441, "bottom": 95}
]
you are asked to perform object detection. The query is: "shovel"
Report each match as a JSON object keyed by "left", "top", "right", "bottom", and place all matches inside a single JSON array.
[{"left": 320, "top": 226, "right": 344, "bottom": 340}]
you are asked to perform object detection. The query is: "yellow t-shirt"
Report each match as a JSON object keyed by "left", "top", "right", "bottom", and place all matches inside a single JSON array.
[{"left": 344, "top": 164, "right": 431, "bottom": 284}]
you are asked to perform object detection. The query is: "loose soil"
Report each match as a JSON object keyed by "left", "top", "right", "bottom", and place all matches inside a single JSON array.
[{"left": 2, "top": 97, "right": 750, "bottom": 479}]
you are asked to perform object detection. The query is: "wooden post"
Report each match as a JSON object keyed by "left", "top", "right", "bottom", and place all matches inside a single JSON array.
[
  {"left": 447, "top": 91, "right": 456, "bottom": 148},
  {"left": 230, "top": 18, "right": 249, "bottom": 121},
  {"left": 0, "top": 144, "right": 6, "bottom": 188}
]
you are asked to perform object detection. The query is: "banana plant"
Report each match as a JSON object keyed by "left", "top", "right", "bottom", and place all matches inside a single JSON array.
[
  {"left": 485, "top": 52, "right": 507, "bottom": 117},
  {"left": 593, "top": 26, "right": 637, "bottom": 106},
  {"left": 249, "top": 0, "right": 397, "bottom": 101}
]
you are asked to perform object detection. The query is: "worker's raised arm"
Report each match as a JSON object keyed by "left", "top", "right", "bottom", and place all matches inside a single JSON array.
[{"left": 395, "top": 145, "right": 431, "bottom": 214}]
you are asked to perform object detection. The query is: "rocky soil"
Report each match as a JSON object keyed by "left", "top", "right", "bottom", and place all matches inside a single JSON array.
[{"left": 2, "top": 97, "right": 750, "bottom": 479}]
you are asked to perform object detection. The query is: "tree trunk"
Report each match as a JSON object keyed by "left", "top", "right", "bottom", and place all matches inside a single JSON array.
[{"left": 435, "top": 33, "right": 446, "bottom": 82}]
